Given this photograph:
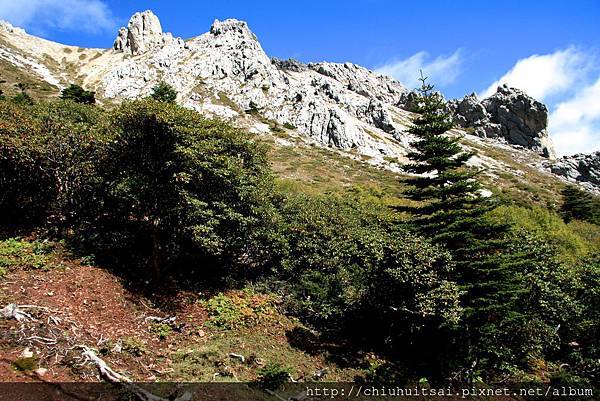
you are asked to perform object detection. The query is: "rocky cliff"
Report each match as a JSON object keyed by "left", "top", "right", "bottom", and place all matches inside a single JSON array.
[{"left": 448, "top": 85, "right": 555, "bottom": 158}]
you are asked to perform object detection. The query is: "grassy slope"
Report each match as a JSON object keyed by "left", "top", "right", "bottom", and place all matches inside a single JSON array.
[{"left": 0, "top": 57, "right": 58, "bottom": 99}]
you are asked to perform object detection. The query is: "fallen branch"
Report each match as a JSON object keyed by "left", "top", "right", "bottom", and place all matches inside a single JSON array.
[
  {"left": 229, "top": 352, "right": 245, "bottom": 363},
  {"left": 0, "top": 303, "right": 37, "bottom": 322},
  {"left": 144, "top": 316, "right": 176, "bottom": 324},
  {"left": 79, "top": 346, "right": 192, "bottom": 401}
]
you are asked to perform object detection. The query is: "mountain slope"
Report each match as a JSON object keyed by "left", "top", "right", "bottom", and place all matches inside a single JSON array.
[{"left": 0, "top": 10, "right": 598, "bottom": 195}]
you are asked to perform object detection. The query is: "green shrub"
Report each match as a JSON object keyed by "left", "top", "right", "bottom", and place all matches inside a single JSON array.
[
  {"left": 149, "top": 81, "right": 177, "bottom": 103},
  {"left": 275, "top": 194, "right": 461, "bottom": 341},
  {"left": 0, "top": 238, "right": 53, "bottom": 271},
  {"left": 150, "top": 323, "right": 172, "bottom": 340},
  {"left": 203, "top": 289, "right": 277, "bottom": 330},
  {"left": 121, "top": 337, "right": 147, "bottom": 356},
  {"left": 0, "top": 100, "right": 106, "bottom": 226},
  {"left": 488, "top": 205, "right": 597, "bottom": 263},
  {"left": 60, "top": 84, "right": 96, "bottom": 104},
  {"left": 74, "top": 100, "right": 279, "bottom": 280},
  {"left": 256, "top": 362, "right": 292, "bottom": 390}
]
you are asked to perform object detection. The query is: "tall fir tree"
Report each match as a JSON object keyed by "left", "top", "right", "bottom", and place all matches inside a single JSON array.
[{"left": 402, "top": 73, "right": 529, "bottom": 376}]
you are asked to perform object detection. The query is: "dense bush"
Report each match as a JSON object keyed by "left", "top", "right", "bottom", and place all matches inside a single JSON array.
[
  {"left": 74, "top": 100, "right": 279, "bottom": 280},
  {"left": 0, "top": 100, "right": 105, "bottom": 225},
  {"left": 488, "top": 204, "right": 600, "bottom": 263},
  {"left": 274, "top": 195, "right": 461, "bottom": 342},
  {"left": 149, "top": 81, "right": 177, "bottom": 103}
]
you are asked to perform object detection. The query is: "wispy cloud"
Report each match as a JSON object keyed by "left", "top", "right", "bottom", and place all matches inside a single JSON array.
[
  {"left": 549, "top": 77, "right": 600, "bottom": 156},
  {"left": 0, "top": 0, "right": 116, "bottom": 34},
  {"left": 480, "top": 47, "right": 590, "bottom": 100},
  {"left": 481, "top": 47, "right": 600, "bottom": 156},
  {"left": 375, "top": 50, "right": 463, "bottom": 90}
]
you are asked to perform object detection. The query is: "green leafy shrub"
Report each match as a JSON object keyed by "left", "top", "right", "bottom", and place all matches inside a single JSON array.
[
  {"left": 74, "top": 100, "right": 279, "bottom": 280},
  {"left": 0, "top": 100, "right": 106, "bottom": 226},
  {"left": 203, "top": 289, "right": 277, "bottom": 330},
  {"left": 150, "top": 323, "right": 172, "bottom": 340},
  {"left": 121, "top": 337, "right": 147, "bottom": 356},
  {"left": 274, "top": 194, "right": 461, "bottom": 349},
  {"left": 488, "top": 205, "right": 598, "bottom": 263},
  {"left": 0, "top": 238, "right": 53, "bottom": 271},
  {"left": 256, "top": 362, "right": 292, "bottom": 390}
]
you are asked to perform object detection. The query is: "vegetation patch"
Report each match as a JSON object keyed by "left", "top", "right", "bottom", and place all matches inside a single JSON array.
[
  {"left": 0, "top": 238, "right": 55, "bottom": 272},
  {"left": 203, "top": 289, "right": 277, "bottom": 330}
]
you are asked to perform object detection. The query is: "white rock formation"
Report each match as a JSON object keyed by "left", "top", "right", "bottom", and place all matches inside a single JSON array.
[{"left": 113, "top": 10, "right": 184, "bottom": 55}]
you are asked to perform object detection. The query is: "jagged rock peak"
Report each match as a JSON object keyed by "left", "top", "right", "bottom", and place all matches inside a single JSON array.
[
  {"left": 307, "top": 62, "right": 408, "bottom": 104},
  {"left": 113, "top": 10, "right": 184, "bottom": 55},
  {"left": 210, "top": 19, "right": 257, "bottom": 40},
  {"left": 271, "top": 58, "right": 307, "bottom": 72},
  {"left": 448, "top": 84, "right": 556, "bottom": 158}
]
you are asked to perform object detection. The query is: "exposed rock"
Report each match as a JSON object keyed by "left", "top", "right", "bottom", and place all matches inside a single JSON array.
[
  {"left": 1, "top": 9, "right": 574, "bottom": 171},
  {"left": 271, "top": 58, "right": 307, "bottom": 72},
  {"left": 547, "top": 151, "right": 600, "bottom": 193},
  {"left": 308, "top": 62, "right": 407, "bottom": 103},
  {"left": 113, "top": 10, "right": 184, "bottom": 55},
  {"left": 365, "top": 99, "right": 395, "bottom": 134},
  {"left": 0, "top": 20, "right": 26, "bottom": 35},
  {"left": 449, "top": 85, "right": 556, "bottom": 158},
  {"left": 397, "top": 90, "right": 420, "bottom": 112}
]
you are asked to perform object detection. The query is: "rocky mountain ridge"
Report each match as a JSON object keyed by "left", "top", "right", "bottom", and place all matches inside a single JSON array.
[{"left": 0, "top": 10, "right": 598, "bottom": 192}]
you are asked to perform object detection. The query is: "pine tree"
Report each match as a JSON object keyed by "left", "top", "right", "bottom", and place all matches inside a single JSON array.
[
  {"left": 149, "top": 81, "right": 177, "bottom": 103},
  {"left": 402, "top": 73, "right": 528, "bottom": 375},
  {"left": 560, "top": 185, "right": 599, "bottom": 224},
  {"left": 60, "top": 84, "right": 96, "bottom": 104}
]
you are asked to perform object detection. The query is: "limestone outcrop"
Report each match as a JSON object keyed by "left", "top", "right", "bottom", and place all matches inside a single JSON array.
[
  {"left": 448, "top": 85, "right": 556, "bottom": 158},
  {"left": 113, "top": 10, "right": 184, "bottom": 55}
]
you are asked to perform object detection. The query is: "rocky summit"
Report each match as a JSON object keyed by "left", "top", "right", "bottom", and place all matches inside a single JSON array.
[
  {"left": 448, "top": 85, "right": 555, "bottom": 158},
  {"left": 0, "top": 9, "right": 598, "bottom": 191}
]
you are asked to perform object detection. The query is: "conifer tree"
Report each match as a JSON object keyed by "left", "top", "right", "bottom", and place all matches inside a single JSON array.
[
  {"left": 149, "top": 81, "right": 177, "bottom": 103},
  {"left": 560, "top": 185, "right": 599, "bottom": 224},
  {"left": 402, "top": 72, "right": 528, "bottom": 374},
  {"left": 60, "top": 84, "right": 96, "bottom": 104}
]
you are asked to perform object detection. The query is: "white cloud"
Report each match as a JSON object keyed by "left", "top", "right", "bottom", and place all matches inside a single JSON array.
[
  {"left": 0, "top": 0, "right": 116, "bottom": 34},
  {"left": 375, "top": 50, "right": 463, "bottom": 89},
  {"left": 481, "top": 47, "right": 589, "bottom": 100},
  {"left": 549, "top": 77, "right": 600, "bottom": 156}
]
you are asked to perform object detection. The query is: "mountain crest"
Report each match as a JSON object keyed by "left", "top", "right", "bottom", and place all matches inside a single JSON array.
[{"left": 113, "top": 10, "right": 184, "bottom": 55}]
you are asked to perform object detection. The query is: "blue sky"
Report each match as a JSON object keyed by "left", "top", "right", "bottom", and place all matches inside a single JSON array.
[{"left": 0, "top": 0, "right": 599, "bottom": 155}]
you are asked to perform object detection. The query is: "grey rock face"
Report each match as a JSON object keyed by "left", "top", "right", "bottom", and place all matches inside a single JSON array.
[
  {"left": 449, "top": 85, "right": 556, "bottom": 158},
  {"left": 113, "top": 10, "right": 184, "bottom": 55},
  {"left": 308, "top": 62, "right": 407, "bottom": 104},
  {"left": 548, "top": 152, "right": 600, "bottom": 192},
  {"left": 271, "top": 58, "right": 307, "bottom": 72}
]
